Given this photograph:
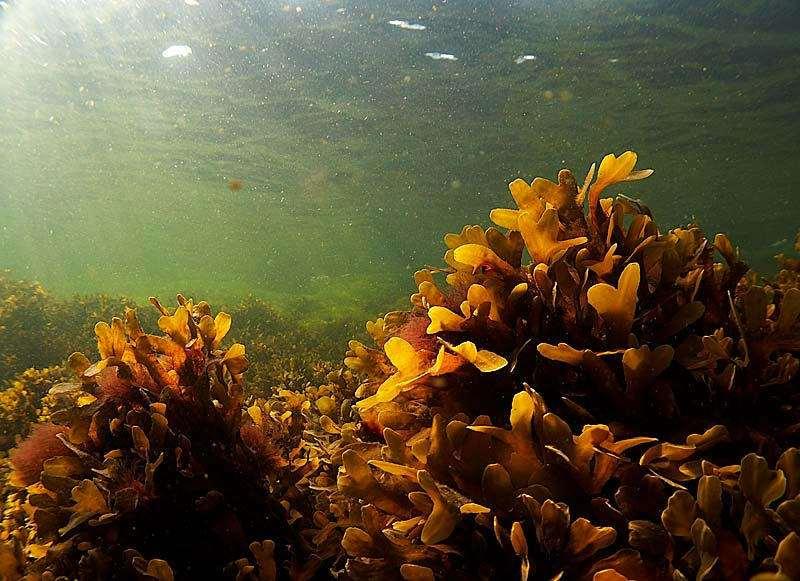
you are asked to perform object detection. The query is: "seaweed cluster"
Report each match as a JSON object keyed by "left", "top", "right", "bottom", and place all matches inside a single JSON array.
[
  {"left": 0, "top": 286, "right": 344, "bottom": 463},
  {"left": 0, "top": 273, "right": 134, "bottom": 383},
  {"left": 0, "top": 367, "right": 72, "bottom": 452},
  {"left": 313, "top": 152, "right": 800, "bottom": 579},
  {"left": 0, "top": 275, "right": 50, "bottom": 380},
  {"left": 1, "top": 297, "right": 304, "bottom": 579},
  {"left": 2, "top": 152, "right": 799, "bottom": 580},
  {"left": 0, "top": 273, "right": 341, "bottom": 396},
  {"left": 776, "top": 232, "right": 800, "bottom": 293},
  {"left": 228, "top": 296, "right": 345, "bottom": 395}
]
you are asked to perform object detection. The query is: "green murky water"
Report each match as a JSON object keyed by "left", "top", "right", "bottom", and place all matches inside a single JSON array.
[{"left": 2, "top": 0, "right": 799, "bottom": 319}]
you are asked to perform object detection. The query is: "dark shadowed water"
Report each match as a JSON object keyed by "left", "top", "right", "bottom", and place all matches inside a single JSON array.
[{"left": 1, "top": 0, "right": 799, "bottom": 318}]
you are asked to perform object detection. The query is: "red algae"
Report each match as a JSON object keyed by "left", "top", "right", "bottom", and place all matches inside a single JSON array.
[
  {"left": 9, "top": 423, "right": 70, "bottom": 486},
  {"left": 392, "top": 313, "right": 438, "bottom": 352}
]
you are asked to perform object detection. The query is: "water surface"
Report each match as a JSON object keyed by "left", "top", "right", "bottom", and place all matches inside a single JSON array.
[{"left": 1, "top": 0, "right": 798, "bottom": 316}]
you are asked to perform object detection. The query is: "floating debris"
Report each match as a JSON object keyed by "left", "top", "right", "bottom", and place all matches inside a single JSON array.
[
  {"left": 514, "top": 54, "right": 537, "bottom": 64},
  {"left": 388, "top": 19, "right": 426, "bottom": 31},
  {"left": 184, "top": 0, "right": 199, "bottom": 6},
  {"left": 609, "top": 57, "right": 620, "bottom": 63},
  {"left": 161, "top": 45, "right": 192, "bottom": 59},
  {"left": 425, "top": 52, "right": 457, "bottom": 61},
  {"left": 228, "top": 179, "right": 244, "bottom": 192}
]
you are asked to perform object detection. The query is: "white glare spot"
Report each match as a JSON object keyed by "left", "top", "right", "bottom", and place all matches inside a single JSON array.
[
  {"left": 425, "top": 52, "right": 457, "bottom": 61},
  {"left": 389, "top": 19, "right": 426, "bottom": 31},
  {"left": 514, "top": 54, "right": 537, "bottom": 64},
  {"left": 30, "top": 33, "right": 49, "bottom": 46},
  {"left": 184, "top": 0, "right": 199, "bottom": 5},
  {"left": 162, "top": 45, "right": 192, "bottom": 58}
]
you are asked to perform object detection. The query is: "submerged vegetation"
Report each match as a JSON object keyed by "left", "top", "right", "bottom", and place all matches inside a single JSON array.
[
  {"left": 3, "top": 296, "right": 302, "bottom": 579},
  {"left": 0, "top": 152, "right": 799, "bottom": 579},
  {"left": 324, "top": 152, "right": 800, "bottom": 579},
  {"left": 0, "top": 275, "right": 349, "bottom": 453},
  {"left": 0, "top": 273, "right": 133, "bottom": 382}
]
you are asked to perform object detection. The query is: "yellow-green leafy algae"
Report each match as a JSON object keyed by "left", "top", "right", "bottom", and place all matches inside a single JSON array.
[
  {"left": 1, "top": 296, "right": 306, "bottom": 579},
  {"left": 775, "top": 232, "right": 800, "bottom": 293},
  {"left": 224, "top": 296, "right": 353, "bottom": 396},
  {"left": 302, "top": 152, "right": 800, "bottom": 580},
  {"left": 0, "top": 276, "right": 353, "bottom": 463},
  {"left": 0, "top": 367, "right": 72, "bottom": 453},
  {"left": 1, "top": 153, "right": 799, "bottom": 580},
  {"left": 0, "top": 271, "right": 146, "bottom": 383}
]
